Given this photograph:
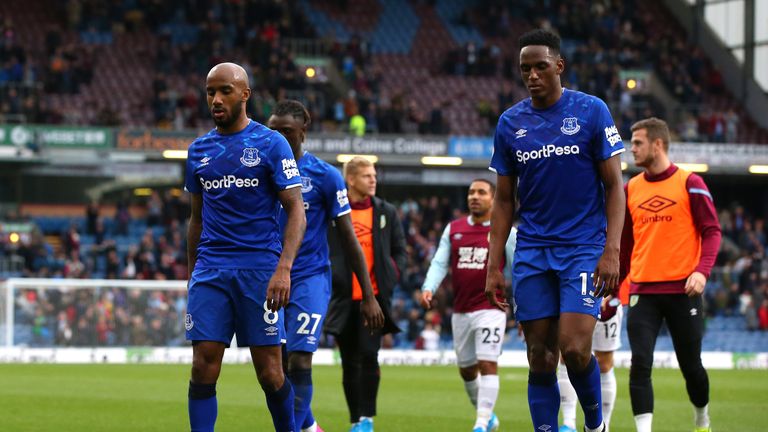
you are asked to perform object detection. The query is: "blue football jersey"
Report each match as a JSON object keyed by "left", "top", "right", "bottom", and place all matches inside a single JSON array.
[
  {"left": 185, "top": 120, "right": 302, "bottom": 270},
  {"left": 279, "top": 151, "right": 351, "bottom": 280},
  {"left": 490, "top": 88, "right": 625, "bottom": 248}
]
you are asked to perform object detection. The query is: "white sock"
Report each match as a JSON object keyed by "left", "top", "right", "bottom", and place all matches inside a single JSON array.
[
  {"left": 464, "top": 376, "right": 480, "bottom": 408},
  {"left": 694, "top": 404, "right": 710, "bottom": 428},
  {"left": 558, "top": 363, "right": 578, "bottom": 429},
  {"left": 601, "top": 368, "right": 617, "bottom": 428},
  {"left": 359, "top": 416, "right": 373, "bottom": 423},
  {"left": 634, "top": 413, "right": 653, "bottom": 432},
  {"left": 474, "top": 374, "right": 499, "bottom": 429},
  {"left": 301, "top": 421, "right": 317, "bottom": 432}
]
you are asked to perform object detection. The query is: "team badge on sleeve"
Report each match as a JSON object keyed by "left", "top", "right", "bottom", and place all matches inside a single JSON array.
[{"left": 336, "top": 188, "right": 349, "bottom": 207}]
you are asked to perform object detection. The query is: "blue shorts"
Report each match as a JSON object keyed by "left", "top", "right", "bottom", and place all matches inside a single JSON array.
[
  {"left": 512, "top": 245, "right": 603, "bottom": 322},
  {"left": 185, "top": 268, "right": 285, "bottom": 347},
  {"left": 284, "top": 270, "right": 331, "bottom": 353}
]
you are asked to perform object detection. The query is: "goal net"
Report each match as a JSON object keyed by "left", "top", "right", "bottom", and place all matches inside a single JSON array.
[{"left": 1, "top": 278, "right": 187, "bottom": 348}]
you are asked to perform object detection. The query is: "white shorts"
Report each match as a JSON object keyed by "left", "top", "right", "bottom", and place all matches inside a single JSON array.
[
  {"left": 592, "top": 305, "right": 623, "bottom": 352},
  {"left": 452, "top": 309, "right": 506, "bottom": 368}
]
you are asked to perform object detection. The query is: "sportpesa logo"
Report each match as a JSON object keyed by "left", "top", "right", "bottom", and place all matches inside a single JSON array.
[
  {"left": 517, "top": 144, "right": 579, "bottom": 164},
  {"left": 199, "top": 175, "right": 259, "bottom": 191}
]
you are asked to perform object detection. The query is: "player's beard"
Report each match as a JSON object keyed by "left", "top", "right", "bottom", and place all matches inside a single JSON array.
[{"left": 213, "top": 103, "right": 243, "bottom": 128}]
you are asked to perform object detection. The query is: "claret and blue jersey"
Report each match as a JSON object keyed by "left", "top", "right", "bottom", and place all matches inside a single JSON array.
[
  {"left": 490, "top": 88, "right": 625, "bottom": 249},
  {"left": 184, "top": 120, "right": 302, "bottom": 270},
  {"left": 279, "top": 151, "right": 351, "bottom": 281}
]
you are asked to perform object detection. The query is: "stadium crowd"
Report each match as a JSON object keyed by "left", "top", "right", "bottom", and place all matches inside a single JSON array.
[
  {"left": 0, "top": 0, "right": 763, "bottom": 141},
  {"left": 3, "top": 190, "right": 767, "bottom": 348}
]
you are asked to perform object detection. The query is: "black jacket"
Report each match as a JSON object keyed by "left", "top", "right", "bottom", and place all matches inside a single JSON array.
[{"left": 324, "top": 196, "right": 407, "bottom": 335}]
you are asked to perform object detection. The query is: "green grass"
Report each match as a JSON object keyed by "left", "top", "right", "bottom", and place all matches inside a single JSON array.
[{"left": 0, "top": 363, "right": 765, "bottom": 431}]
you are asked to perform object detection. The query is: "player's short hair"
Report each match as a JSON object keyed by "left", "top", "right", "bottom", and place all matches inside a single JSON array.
[
  {"left": 518, "top": 29, "right": 561, "bottom": 55},
  {"left": 470, "top": 178, "right": 496, "bottom": 195},
  {"left": 273, "top": 99, "right": 311, "bottom": 128},
  {"left": 631, "top": 117, "right": 670, "bottom": 151},
  {"left": 343, "top": 156, "right": 374, "bottom": 178}
]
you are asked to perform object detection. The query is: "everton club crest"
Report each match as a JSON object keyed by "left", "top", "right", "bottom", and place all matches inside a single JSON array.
[
  {"left": 301, "top": 177, "right": 313, "bottom": 193},
  {"left": 560, "top": 117, "right": 581, "bottom": 135},
  {"left": 240, "top": 147, "right": 261, "bottom": 167}
]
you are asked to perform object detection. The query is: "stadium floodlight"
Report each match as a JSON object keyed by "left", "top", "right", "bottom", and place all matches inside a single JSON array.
[
  {"left": 748, "top": 165, "right": 768, "bottom": 174},
  {"left": 676, "top": 163, "right": 708, "bottom": 173},
  {"left": 162, "top": 150, "right": 188, "bottom": 159},
  {"left": 420, "top": 156, "right": 463, "bottom": 166},
  {"left": 336, "top": 154, "right": 379, "bottom": 163}
]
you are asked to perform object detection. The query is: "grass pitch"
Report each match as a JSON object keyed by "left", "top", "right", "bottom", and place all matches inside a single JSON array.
[{"left": 0, "top": 363, "right": 765, "bottom": 431}]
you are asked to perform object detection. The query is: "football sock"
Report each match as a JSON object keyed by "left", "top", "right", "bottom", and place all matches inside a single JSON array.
[
  {"left": 265, "top": 378, "right": 296, "bottom": 432},
  {"left": 463, "top": 375, "right": 480, "bottom": 408},
  {"left": 359, "top": 356, "right": 380, "bottom": 417},
  {"left": 601, "top": 368, "right": 617, "bottom": 428},
  {"left": 188, "top": 381, "right": 217, "bottom": 432},
  {"left": 474, "top": 374, "right": 499, "bottom": 429},
  {"left": 567, "top": 356, "right": 603, "bottom": 430},
  {"left": 634, "top": 413, "right": 653, "bottom": 432},
  {"left": 558, "top": 363, "right": 578, "bottom": 429},
  {"left": 301, "top": 421, "right": 318, "bottom": 432},
  {"left": 301, "top": 411, "right": 316, "bottom": 430},
  {"left": 694, "top": 404, "right": 710, "bottom": 428},
  {"left": 528, "top": 371, "right": 560, "bottom": 431},
  {"left": 288, "top": 368, "right": 313, "bottom": 429}
]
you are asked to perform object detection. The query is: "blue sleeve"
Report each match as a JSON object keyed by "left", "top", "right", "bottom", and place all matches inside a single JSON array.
[
  {"left": 184, "top": 142, "right": 201, "bottom": 193},
  {"left": 268, "top": 133, "right": 302, "bottom": 190},
  {"left": 504, "top": 227, "right": 517, "bottom": 276},
  {"left": 489, "top": 115, "right": 515, "bottom": 176},
  {"left": 324, "top": 165, "right": 351, "bottom": 219},
  {"left": 592, "top": 98, "right": 625, "bottom": 161},
  {"left": 421, "top": 224, "right": 451, "bottom": 294}
]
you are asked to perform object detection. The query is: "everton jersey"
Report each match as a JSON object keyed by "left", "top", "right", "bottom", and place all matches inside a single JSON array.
[
  {"left": 279, "top": 151, "right": 351, "bottom": 280},
  {"left": 490, "top": 88, "right": 624, "bottom": 248},
  {"left": 185, "top": 120, "right": 302, "bottom": 270}
]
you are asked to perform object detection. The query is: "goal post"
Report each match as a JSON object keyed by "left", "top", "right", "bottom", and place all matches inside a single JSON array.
[{"left": 1, "top": 278, "right": 187, "bottom": 348}]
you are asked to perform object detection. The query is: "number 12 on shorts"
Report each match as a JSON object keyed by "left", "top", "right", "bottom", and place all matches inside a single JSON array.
[{"left": 579, "top": 272, "right": 595, "bottom": 297}]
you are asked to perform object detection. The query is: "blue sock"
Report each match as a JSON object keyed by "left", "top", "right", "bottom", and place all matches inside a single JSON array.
[
  {"left": 527, "top": 372, "right": 559, "bottom": 431},
  {"left": 188, "top": 381, "right": 217, "bottom": 432},
  {"left": 302, "top": 409, "right": 316, "bottom": 430},
  {"left": 265, "top": 378, "right": 296, "bottom": 432},
  {"left": 567, "top": 355, "right": 603, "bottom": 429},
  {"left": 288, "top": 368, "right": 314, "bottom": 429}
]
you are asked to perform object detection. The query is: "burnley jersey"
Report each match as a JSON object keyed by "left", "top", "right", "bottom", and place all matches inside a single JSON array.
[
  {"left": 185, "top": 120, "right": 302, "bottom": 270},
  {"left": 278, "top": 151, "right": 351, "bottom": 280},
  {"left": 422, "top": 217, "right": 517, "bottom": 313},
  {"left": 490, "top": 88, "right": 625, "bottom": 248}
]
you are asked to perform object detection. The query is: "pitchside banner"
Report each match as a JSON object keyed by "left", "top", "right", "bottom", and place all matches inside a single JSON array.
[
  {"left": 447, "top": 136, "right": 768, "bottom": 170},
  {"left": 0, "top": 124, "right": 112, "bottom": 148},
  {"left": 0, "top": 348, "right": 765, "bottom": 369}
]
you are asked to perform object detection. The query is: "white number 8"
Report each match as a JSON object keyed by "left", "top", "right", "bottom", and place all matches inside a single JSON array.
[{"left": 262, "top": 301, "right": 279, "bottom": 325}]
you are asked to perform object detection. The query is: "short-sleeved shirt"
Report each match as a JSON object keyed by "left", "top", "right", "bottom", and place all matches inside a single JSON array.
[
  {"left": 490, "top": 88, "right": 625, "bottom": 248},
  {"left": 185, "top": 120, "right": 302, "bottom": 270},
  {"left": 278, "top": 151, "right": 351, "bottom": 280}
]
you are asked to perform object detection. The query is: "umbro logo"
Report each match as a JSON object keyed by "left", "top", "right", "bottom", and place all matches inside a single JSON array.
[
  {"left": 453, "top": 233, "right": 463, "bottom": 240},
  {"left": 537, "top": 425, "right": 552, "bottom": 431},
  {"left": 515, "top": 129, "right": 527, "bottom": 139},
  {"left": 690, "top": 308, "right": 698, "bottom": 316},
  {"left": 583, "top": 297, "right": 595, "bottom": 308},
  {"left": 638, "top": 195, "right": 676, "bottom": 213},
  {"left": 200, "top": 156, "right": 211, "bottom": 166},
  {"left": 265, "top": 326, "right": 278, "bottom": 336}
]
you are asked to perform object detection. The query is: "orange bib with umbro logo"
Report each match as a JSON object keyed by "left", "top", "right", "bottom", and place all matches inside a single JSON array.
[{"left": 628, "top": 168, "right": 701, "bottom": 283}]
